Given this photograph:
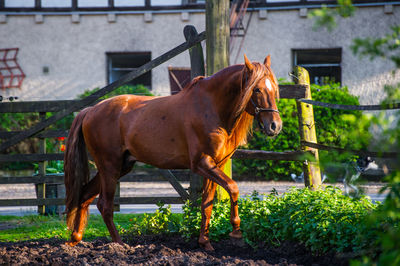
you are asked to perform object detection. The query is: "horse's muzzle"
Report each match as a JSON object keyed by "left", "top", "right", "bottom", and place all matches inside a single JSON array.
[{"left": 263, "top": 120, "right": 282, "bottom": 136}]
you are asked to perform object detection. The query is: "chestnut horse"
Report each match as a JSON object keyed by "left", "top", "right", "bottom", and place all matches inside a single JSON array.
[{"left": 64, "top": 54, "right": 282, "bottom": 251}]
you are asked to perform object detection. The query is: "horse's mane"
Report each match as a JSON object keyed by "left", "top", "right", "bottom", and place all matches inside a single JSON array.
[
  {"left": 235, "top": 62, "right": 274, "bottom": 117},
  {"left": 182, "top": 76, "right": 204, "bottom": 90},
  {"left": 230, "top": 62, "right": 279, "bottom": 146},
  {"left": 230, "top": 62, "right": 266, "bottom": 146}
]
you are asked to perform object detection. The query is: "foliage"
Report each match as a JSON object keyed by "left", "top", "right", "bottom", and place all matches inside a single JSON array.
[
  {"left": 180, "top": 187, "right": 378, "bottom": 254},
  {"left": 123, "top": 202, "right": 180, "bottom": 236},
  {"left": 0, "top": 112, "right": 72, "bottom": 170},
  {"left": 233, "top": 83, "right": 371, "bottom": 180},
  {"left": 78, "top": 84, "right": 153, "bottom": 99},
  {"left": 33, "top": 160, "right": 64, "bottom": 174},
  {"left": 310, "top": 0, "right": 399, "bottom": 69},
  {"left": 351, "top": 84, "right": 400, "bottom": 265},
  {"left": 309, "top": 0, "right": 355, "bottom": 31},
  {"left": 310, "top": 3, "right": 400, "bottom": 263},
  {"left": 0, "top": 113, "right": 40, "bottom": 165},
  {"left": 352, "top": 26, "right": 400, "bottom": 68}
]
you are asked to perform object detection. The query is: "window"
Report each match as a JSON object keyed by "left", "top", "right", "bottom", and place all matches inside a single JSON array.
[
  {"left": 42, "top": 0, "right": 71, "bottom": 8},
  {"left": 107, "top": 52, "right": 151, "bottom": 89},
  {"left": 151, "top": 0, "right": 182, "bottom": 5},
  {"left": 5, "top": 0, "right": 35, "bottom": 7},
  {"left": 114, "top": 0, "right": 145, "bottom": 7},
  {"left": 292, "top": 48, "right": 341, "bottom": 85},
  {"left": 78, "top": 0, "right": 108, "bottom": 7}
]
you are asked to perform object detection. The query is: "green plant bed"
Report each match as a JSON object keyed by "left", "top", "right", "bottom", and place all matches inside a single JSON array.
[{"left": 180, "top": 186, "right": 379, "bottom": 255}]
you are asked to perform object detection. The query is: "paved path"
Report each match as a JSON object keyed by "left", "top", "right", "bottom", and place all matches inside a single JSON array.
[{"left": 0, "top": 181, "right": 387, "bottom": 216}]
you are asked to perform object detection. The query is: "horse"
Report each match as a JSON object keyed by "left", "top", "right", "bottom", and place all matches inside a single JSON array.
[{"left": 64, "top": 54, "right": 282, "bottom": 251}]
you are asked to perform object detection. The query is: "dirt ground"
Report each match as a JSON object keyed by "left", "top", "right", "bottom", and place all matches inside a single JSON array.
[{"left": 0, "top": 234, "right": 348, "bottom": 266}]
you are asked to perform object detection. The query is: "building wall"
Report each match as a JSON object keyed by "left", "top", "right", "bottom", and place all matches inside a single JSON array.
[
  {"left": 0, "top": 5, "right": 399, "bottom": 104},
  {"left": 0, "top": 12, "right": 205, "bottom": 100},
  {"left": 238, "top": 6, "right": 400, "bottom": 105}
]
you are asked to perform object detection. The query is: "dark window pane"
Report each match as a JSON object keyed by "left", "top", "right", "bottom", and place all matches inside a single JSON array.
[
  {"left": 107, "top": 52, "right": 151, "bottom": 88},
  {"left": 293, "top": 48, "right": 341, "bottom": 85}
]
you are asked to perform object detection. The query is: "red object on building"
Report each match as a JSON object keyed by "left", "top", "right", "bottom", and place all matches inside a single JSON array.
[{"left": 0, "top": 48, "right": 25, "bottom": 90}]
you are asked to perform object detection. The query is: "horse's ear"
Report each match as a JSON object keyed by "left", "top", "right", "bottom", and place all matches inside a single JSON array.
[
  {"left": 244, "top": 54, "right": 254, "bottom": 72},
  {"left": 264, "top": 55, "right": 271, "bottom": 67}
]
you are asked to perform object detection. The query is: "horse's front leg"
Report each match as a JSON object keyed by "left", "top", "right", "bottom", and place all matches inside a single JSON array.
[{"left": 195, "top": 155, "right": 242, "bottom": 249}]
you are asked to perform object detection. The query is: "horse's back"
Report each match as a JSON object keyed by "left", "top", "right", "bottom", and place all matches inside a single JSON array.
[
  {"left": 81, "top": 94, "right": 191, "bottom": 169},
  {"left": 81, "top": 95, "right": 154, "bottom": 159}
]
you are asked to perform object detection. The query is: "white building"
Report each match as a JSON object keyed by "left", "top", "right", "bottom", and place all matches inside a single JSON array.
[{"left": 0, "top": 0, "right": 399, "bottom": 104}]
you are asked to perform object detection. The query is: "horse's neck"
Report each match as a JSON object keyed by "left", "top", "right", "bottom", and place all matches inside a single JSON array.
[{"left": 207, "top": 66, "right": 253, "bottom": 144}]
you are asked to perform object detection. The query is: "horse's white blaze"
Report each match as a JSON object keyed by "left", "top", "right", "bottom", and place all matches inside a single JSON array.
[{"left": 265, "top": 79, "right": 273, "bottom": 91}]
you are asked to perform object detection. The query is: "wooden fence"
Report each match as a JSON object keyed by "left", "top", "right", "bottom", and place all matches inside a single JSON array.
[{"left": 0, "top": 25, "right": 312, "bottom": 214}]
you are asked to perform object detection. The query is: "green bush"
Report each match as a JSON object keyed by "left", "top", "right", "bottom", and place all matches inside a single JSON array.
[
  {"left": 233, "top": 83, "right": 372, "bottom": 180},
  {"left": 352, "top": 83, "right": 400, "bottom": 265},
  {"left": 179, "top": 186, "right": 378, "bottom": 254},
  {"left": 79, "top": 84, "right": 153, "bottom": 99},
  {"left": 0, "top": 112, "right": 73, "bottom": 171},
  {"left": 123, "top": 202, "right": 181, "bottom": 236}
]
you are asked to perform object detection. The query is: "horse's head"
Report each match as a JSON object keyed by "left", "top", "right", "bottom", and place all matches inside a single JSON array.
[{"left": 243, "top": 54, "right": 282, "bottom": 136}]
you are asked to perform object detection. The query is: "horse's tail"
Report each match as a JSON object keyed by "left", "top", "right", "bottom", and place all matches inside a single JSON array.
[{"left": 64, "top": 107, "right": 91, "bottom": 230}]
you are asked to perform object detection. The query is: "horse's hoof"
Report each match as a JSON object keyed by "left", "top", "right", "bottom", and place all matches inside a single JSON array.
[
  {"left": 64, "top": 241, "right": 79, "bottom": 247},
  {"left": 229, "top": 230, "right": 242, "bottom": 239},
  {"left": 229, "top": 230, "right": 244, "bottom": 247},
  {"left": 199, "top": 241, "right": 215, "bottom": 252},
  {"left": 71, "top": 231, "right": 83, "bottom": 241}
]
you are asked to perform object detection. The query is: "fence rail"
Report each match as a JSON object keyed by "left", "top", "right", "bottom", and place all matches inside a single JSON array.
[
  {"left": 0, "top": 25, "right": 310, "bottom": 213},
  {"left": 0, "top": 197, "right": 183, "bottom": 207},
  {"left": 298, "top": 98, "right": 400, "bottom": 159},
  {"left": 1, "top": 24, "right": 396, "bottom": 213},
  {"left": 298, "top": 99, "right": 400, "bottom": 111}
]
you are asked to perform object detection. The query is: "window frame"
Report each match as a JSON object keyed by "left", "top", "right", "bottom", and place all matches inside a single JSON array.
[
  {"left": 106, "top": 51, "right": 152, "bottom": 89},
  {"left": 292, "top": 48, "right": 342, "bottom": 85}
]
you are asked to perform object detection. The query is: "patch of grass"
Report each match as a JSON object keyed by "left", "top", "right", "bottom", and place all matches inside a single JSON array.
[{"left": 0, "top": 213, "right": 141, "bottom": 242}]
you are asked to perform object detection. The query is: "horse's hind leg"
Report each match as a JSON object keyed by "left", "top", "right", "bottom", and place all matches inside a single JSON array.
[
  {"left": 67, "top": 173, "right": 101, "bottom": 246},
  {"left": 67, "top": 153, "right": 135, "bottom": 246},
  {"left": 96, "top": 167, "right": 122, "bottom": 244},
  {"left": 199, "top": 178, "right": 217, "bottom": 251}
]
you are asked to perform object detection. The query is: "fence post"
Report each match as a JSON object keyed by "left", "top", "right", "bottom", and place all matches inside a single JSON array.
[
  {"left": 206, "top": 0, "right": 231, "bottom": 201},
  {"left": 184, "top": 25, "right": 205, "bottom": 79},
  {"left": 184, "top": 25, "right": 205, "bottom": 204},
  {"left": 37, "top": 112, "right": 47, "bottom": 214},
  {"left": 293, "top": 66, "right": 322, "bottom": 188}
]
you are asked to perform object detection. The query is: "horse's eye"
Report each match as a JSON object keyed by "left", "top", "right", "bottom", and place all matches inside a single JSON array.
[{"left": 254, "top": 88, "right": 261, "bottom": 93}]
